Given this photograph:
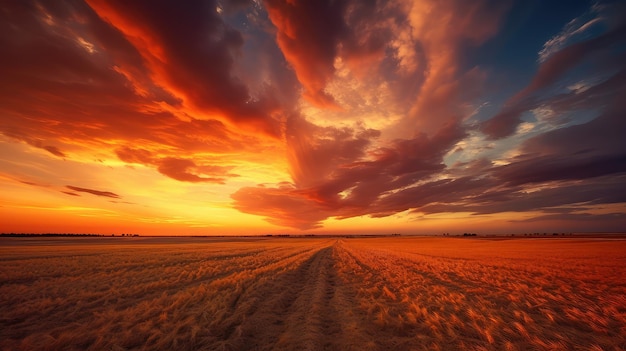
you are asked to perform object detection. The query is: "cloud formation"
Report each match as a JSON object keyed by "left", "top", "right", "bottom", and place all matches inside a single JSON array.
[
  {"left": 482, "top": 1, "right": 626, "bottom": 139},
  {"left": 538, "top": 4, "right": 604, "bottom": 63},
  {"left": 116, "top": 147, "right": 238, "bottom": 184},
  {"left": 66, "top": 186, "right": 120, "bottom": 199},
  {"left": 264, "top": 0, "right": 349, "bottom": 108},
  {"left": 231, "top": 0, "right": 514, "bottom": 228},
  {"left": 0, "top": 1, "right": 279, "bottom": 183},
  {"left": 232, "top": 119, "right": 467, "bottom": 229},
  {"left": 232, "top": 0, "right": 626, "bottom": 230},
  {"left": 1, "top": 0, "right": 625, "bottom": 233},
  {"left": 86, "top": 0, "right": 281, "bottom": 135}
]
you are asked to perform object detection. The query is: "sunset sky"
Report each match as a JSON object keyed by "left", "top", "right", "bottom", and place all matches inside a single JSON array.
[{"left": 1, "top": 0, "right": 625, "bottom": 235}]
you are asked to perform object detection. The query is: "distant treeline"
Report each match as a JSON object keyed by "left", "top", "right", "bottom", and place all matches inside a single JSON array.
[
  {"left": 264, "top": 233, "right": 403, "bottom": 238},
  {"left": 0, "top": 233, "right": 139, "bottom": 237}
]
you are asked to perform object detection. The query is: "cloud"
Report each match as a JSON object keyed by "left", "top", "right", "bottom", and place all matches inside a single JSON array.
[
  {"left": 482, "top": 3, "right": 626, "bottom": 139},
  {"left": 7, "top": 135, "right": 67, "bottom": 158},
  {"left": 157, "top": 158, "right": 236, "bottom": 184},
  {"left": 232, "top": 0, "right": 512, "bottom": 229},
  {"left": 263, "top": 0, "right": 350, "bottom": 108},
  {"left": 493, "top": 85, "right": 626, "bottom": 185},
  {"left": 0, "top": 1, "right": 277, "bottom": 186},
  {"left": 116, "top": 147, "right": 238, "bottom": 183},
  {"left": 232, "top": 120, "right": 465, "bottom": 228},
  {"left": 513, "top": 212, "right": 626, "bottom": 223},
  {"left": 494, "top": 154, "right": 626, "bottom": 186},
  {"left": 231, "top": 183, "right": 330, "bottom": 230},
  {"left": 3, "top": 0, "right": 624, "bottom": 233},
  {"left": 417, "top": 91, "right": 626, "bottom": 218},
  {"left": 41, "top": 145, "right": 67, "bottom": 158},
  {"left": 66, "top": 186, "right": 120, "bottom": 198},
  {"left": 399, "top": 0, "right": 511, "bottom": 135},
  {"left": 115, "top": 147, "right": 153, "bottom": 165},
  {"left": 538, "top": 5, "right": 604, "bottom": 63},
  {"left": 284, "top": 116, "right": 380, "bottom": 188},
  {"left": 417, "top": 175, "right": 626, "bottom": 216},
  {"left": 86, "top": 0, "right": 280, "bottom": 135},
  {"left": 233, "top": 92, "right": 626, "bottom": 229}
]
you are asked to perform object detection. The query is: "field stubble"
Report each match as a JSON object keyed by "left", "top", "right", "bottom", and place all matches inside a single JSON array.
[{"left": 1, "top": 236, "right": 625, "bottom": 350}]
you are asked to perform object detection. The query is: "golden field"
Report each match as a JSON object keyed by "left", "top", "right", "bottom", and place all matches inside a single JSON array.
[{"left": 1, "top": 236, "right": 625, "bottom": 350}]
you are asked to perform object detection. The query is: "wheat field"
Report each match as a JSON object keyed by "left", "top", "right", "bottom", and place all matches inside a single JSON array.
[{"left": 1, "top": 236, "right": 625, "bottom": 350}]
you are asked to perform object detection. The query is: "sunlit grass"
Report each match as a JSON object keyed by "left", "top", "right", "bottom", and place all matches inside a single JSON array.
[{"left": 1, "top": 236, "right": 625, "bottom": 350}]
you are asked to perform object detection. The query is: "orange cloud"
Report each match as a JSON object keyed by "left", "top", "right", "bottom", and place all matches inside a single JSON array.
[
  {"left": 231, "top": 183, "right": 330, "bottom": 230},
  {"left": 116, "top": 147, "right": 239, "bottom": 184},
  {"left": 2, "top": 0, "right": 625, "bottom": 234},
  {"left": 86, "top": 0, "right": 281, "bottom": 136}
]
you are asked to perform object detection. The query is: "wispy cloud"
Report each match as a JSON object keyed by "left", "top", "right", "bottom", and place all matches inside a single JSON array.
[
  {"left": 66, "top": 186, "right": 120, "bottom": 199},
  {"left": 538, "top": 4, "right": 604, "bottom": 63},
  {"left": 482, "top": 1, "right": 626, "bottom": 140}
]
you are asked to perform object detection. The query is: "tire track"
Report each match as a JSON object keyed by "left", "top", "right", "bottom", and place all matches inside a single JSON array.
[
  {"left": 273, "top": 246, "right": 338, "bottom": 350},
  {"left": 217, "top": 241, "right": 376, "bottom": 351},
  {"left": 269, "top": 241, "right": 386, "bottom": 350},
  {"left": 193, "top": 241, "right": 335, "bottom": 350}
]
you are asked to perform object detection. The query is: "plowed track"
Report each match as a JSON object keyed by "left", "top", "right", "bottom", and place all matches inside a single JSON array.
[{"left": 1, "top": 237, "right": 625, "bottom": 350}]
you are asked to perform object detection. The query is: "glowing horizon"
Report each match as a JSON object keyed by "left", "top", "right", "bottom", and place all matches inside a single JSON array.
[{"left": 1, "top": 0, "right": 625, "bottom": 235}]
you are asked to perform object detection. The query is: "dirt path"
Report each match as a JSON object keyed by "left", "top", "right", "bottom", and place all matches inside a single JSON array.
[
  {"left": 272, "top": 246, "right": 338, "bottom": 350},
  {"left": 221, "top": 242, "right": 355, "bottom": 350}
]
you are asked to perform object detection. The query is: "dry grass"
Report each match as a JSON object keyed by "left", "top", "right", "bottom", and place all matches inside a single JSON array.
[{"left": 1, "top": 236, "right": 625, "bottom": 350}]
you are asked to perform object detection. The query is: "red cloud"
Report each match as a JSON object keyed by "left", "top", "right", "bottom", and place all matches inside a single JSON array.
[
  {"left": 232, "top": 119, "right": 465, "bottom": 229},
  {"left": 116, "top": 147, "right": 238, "bottom": 184},
  {"left": 231, "top": 184, "right": 330, "bottom": 230},
  {"left": 264, "top": 0, "right": 349, "bottom": 108},
  {"left": 86, "top": 0, "right": 281, "bottom": 136}
]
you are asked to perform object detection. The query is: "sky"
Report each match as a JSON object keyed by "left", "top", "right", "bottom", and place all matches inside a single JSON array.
[{"left": 1, "top": 0, "right": 625, "bottom": 235}]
